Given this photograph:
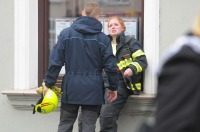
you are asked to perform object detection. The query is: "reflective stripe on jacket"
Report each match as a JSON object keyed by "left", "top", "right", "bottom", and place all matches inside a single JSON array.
[{"left": 115, "top": 33, "right": 148, "bottom": 93}]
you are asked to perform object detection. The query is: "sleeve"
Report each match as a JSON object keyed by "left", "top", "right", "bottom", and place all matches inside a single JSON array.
[
  {"left": 102, "top": 69, "right": 110, "bottom": 88},
  {"left": 128, "top": 40, "right": 148, "bottom": 74},
  {"left": 44, "top": 32, "right": 65, "bottom": 88},
  {"left": 101, "top": 37, "right": 119, "bottom": 91}
]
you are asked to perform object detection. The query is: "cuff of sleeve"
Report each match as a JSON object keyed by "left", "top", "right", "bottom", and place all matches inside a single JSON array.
[
  {"left": 129, "top": 65, "right": 137, "bottom": 74},
  {"left": 108, "top": 87, "right": 118, "bottom": 91},
  {"left": 45, "top": 83, "right": 52, "bottom": 88}
]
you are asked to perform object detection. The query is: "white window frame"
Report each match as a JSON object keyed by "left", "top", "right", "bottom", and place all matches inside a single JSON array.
[
  {"left": 14, "top": 0, "right": 38, "bottom": 90},
  {"left": 14, "top": 0, "right": 159, "bottom": 94},
  {"left": 143, "top": 0, "right": 159, "bottom": 94}
]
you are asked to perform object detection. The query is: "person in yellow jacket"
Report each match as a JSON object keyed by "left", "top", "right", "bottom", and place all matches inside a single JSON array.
[{"left": 100, "top": 16, "right": 148, "bottom": 132}]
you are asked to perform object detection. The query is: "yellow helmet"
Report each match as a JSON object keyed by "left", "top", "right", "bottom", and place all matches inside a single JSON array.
[{"left": 32, "top": 89, "right": 58, "bottom": 114}]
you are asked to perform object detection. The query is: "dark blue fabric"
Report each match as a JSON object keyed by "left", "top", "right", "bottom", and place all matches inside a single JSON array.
[
  {"left": 100, "top": 88, "right": 130, "bottom": 132},
  {"left": 45, "top": 16, "right": 118, "bottom": 105}
]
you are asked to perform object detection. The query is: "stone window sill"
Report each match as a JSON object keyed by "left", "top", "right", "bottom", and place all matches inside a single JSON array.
[
  {"left": 2, "top": 89, "right": 156, "bottom": 116},
  {"left": 2, "top": 88, "right": 41, "bottom": 111}
]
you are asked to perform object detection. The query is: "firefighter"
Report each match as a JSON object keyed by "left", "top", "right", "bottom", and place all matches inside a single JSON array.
[{"left": 99, "top": 16, "right": 148, "bottom": 132}]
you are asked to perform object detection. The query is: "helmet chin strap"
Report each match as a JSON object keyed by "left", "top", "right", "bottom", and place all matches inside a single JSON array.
[{"left": 31, "top": 96, "right": 43, "bottom": 114}]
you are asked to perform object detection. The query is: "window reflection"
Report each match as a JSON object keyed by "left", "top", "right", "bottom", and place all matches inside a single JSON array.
[{"left": 49, "top": 0, "right": 143, "bottom": 71}]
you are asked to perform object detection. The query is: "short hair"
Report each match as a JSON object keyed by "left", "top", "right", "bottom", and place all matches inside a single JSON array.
[
  {"left": 107, "top": 16, "right": 126, "bottom": 31},
  {"left": 84, "top": 2, "right": 100, "bottom": 18}
]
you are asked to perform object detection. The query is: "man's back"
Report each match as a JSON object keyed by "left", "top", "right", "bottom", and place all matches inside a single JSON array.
[{"left": 46, "top": 16, "right": 118, "bottom": 105}]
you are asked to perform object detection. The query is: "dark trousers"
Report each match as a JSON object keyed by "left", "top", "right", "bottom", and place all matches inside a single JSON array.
[
  {"left": 57, "top": 103, "right": 101, "bottom": 132},
  {"left": 99, "top": 88, "right": 130, "bottom": 132}
]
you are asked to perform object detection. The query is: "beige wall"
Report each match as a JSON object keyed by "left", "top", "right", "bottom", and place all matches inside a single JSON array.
[
  {"left": 159, "top": 0, "right": 200, "bottom": 57},
  {"left": 0, "top": 1, "right": 58, "bottom": 132},
  {"left": 0, "top": 0, "right": 14, "bottom": 89}
]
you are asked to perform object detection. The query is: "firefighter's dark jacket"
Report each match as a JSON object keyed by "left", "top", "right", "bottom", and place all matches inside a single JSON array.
[
  {"left": 154, "top": 33, "right": 200, "bottom": 132},
  {"left": 44, "top": 16, "right": 119, "bottom": 105},
  {"left": 103, "top": 33, "right": 148, "bottom": 94}
]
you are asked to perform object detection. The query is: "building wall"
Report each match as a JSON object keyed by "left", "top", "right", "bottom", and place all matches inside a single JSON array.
[
  {"left": 0, "top": 1, "right": 58, "bottom": 132},
  {"left": 0, "top": 0, "right": 200, "bottom": 132},
  {"left": 0, "top": 0, "right": 14, "bottom": 89},
  {"left": 159, "top": 0, "right": 200, "bottom": 58}
]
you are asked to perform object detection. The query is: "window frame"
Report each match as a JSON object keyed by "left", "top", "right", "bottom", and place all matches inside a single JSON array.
[
  {"left": 38, "top": 0, "right": 49, "bottom": 86},
  {"left": 14, "top": 0, "right": 38, "bottom": 89}
]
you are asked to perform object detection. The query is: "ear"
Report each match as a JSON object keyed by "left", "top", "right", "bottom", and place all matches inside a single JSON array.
[
  {"left": 82, "top": 10, "right": 86, "bottom": 16},
  {"left": 95, "top": 15, "right": 99, "bottom": 19}
]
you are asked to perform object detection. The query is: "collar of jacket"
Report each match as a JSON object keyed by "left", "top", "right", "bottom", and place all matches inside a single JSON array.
[
  {"left": 116, "top": 32, "right": 126, "bottom": 44},
  {"left": 115, "top": 33, "right": 125, "bottom": 50},
  {"left": 115, "top": 33, "right": 131, "bottom": 52}
]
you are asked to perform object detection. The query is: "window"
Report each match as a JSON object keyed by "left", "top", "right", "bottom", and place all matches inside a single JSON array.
[
  {"left": 37, "top": 0, "right": 159, "bottom": 94},
  {"left": 38, "top": 0, "right": 144, "bottom": 86}
]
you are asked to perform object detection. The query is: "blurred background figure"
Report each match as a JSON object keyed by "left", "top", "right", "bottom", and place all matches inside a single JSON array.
[{"left": 153, "top": 12, "right": 200, "bottom": 132}]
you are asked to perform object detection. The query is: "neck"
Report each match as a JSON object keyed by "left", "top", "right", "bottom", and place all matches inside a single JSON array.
[{"left": 112, "top": 36, "right": 117, "bottom": 44}]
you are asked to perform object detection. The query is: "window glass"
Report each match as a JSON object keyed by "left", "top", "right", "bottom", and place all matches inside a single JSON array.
[{"left": 49, "top": 0, "right": 143, "bottom": 74}]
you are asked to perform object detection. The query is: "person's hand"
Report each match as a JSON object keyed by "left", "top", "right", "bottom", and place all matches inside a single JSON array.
[
  {"left": 123, "top": 68, "right": 133, "bottom": 77},
  {"left": 107, "top": 90, "right": 117, "bottom": 103},
  {"left": 42, "top": 82, "right": 48, "bottom": 97}
]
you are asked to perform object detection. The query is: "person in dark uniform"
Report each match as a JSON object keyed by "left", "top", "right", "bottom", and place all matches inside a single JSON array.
[
  {"left": 99, "top": 16, "right": 148, "bottom": 132},
  {"left": 42, "top": 2, "right": 119, "bottom": 132},
  {"left": 153, "top": 13, "right": 200, "bottom": 132}
]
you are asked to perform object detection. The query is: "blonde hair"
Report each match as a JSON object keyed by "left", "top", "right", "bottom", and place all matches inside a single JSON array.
[
  {"left": 84, "top": 2, "right": 100, "bottom": 18},
  {"left": 192, "top": 13, "right": 200, "bottom": 37},
  {"left": 107, "top": 16, "right": 126, "bottom": 31}
]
